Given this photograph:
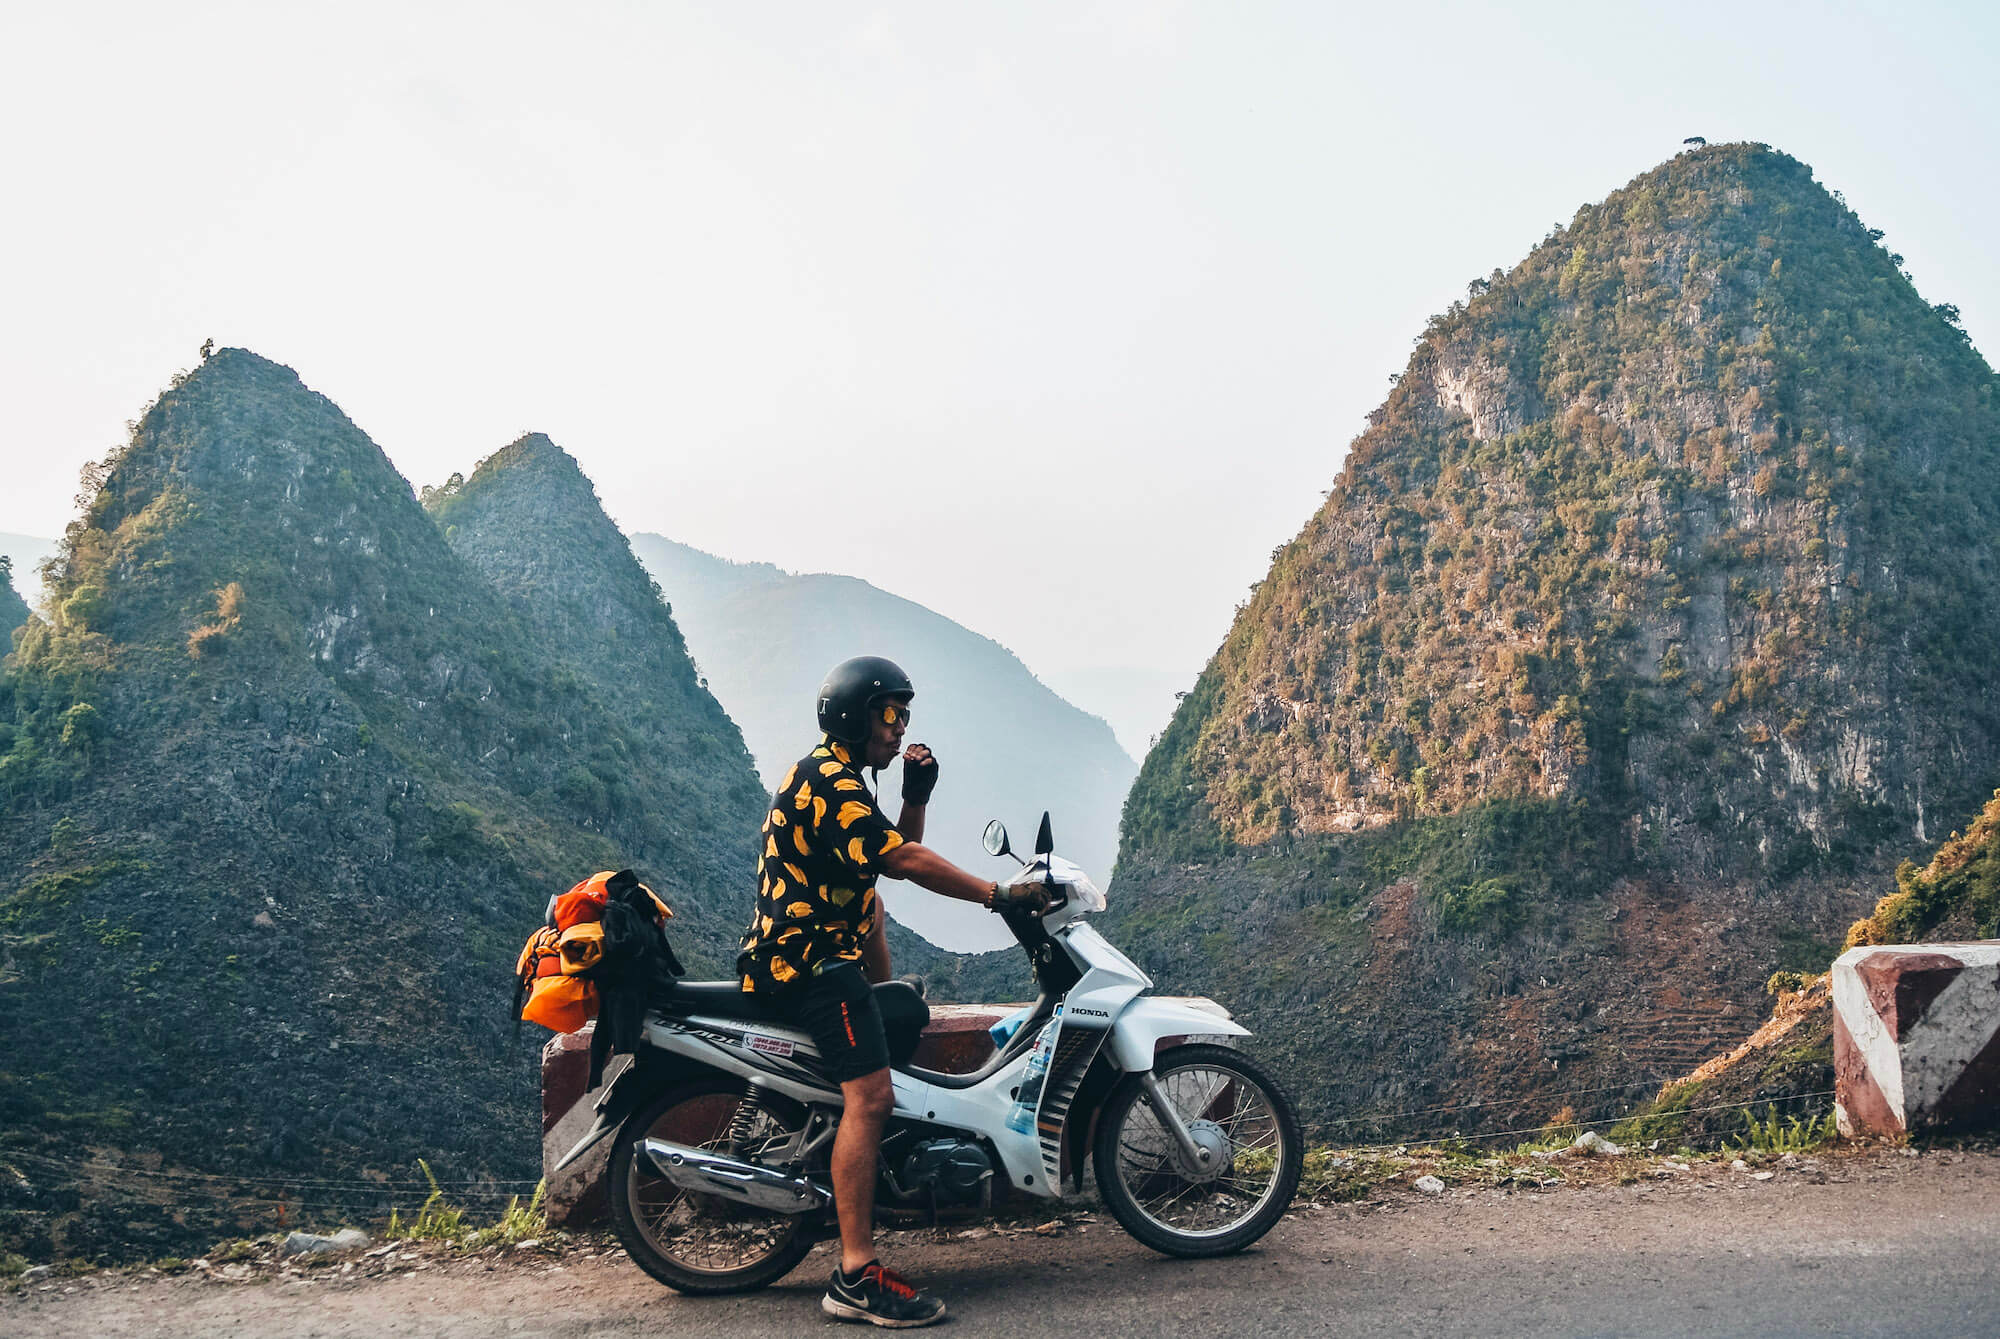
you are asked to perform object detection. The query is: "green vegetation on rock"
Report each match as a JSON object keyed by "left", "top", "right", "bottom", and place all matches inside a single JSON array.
[
  {"left": 1111, "top": 143, "right": 2000, "bottom": 1136},
  {"left": 1127, "top": 143, "right": 2000, "bottom": 869},
  {"left": 422, "top": 434, "right": 768, "bottom": 909},
  {"left": 0, "top": 351, "right": 773, "bottom": 1262},
  {"left": 1847, "top": 787, "right": 2000, "bottom": 946}
]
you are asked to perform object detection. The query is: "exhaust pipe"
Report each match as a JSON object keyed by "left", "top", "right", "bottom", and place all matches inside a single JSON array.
[{"left": 638, "top": 1138, "right": 829, "bottom": 1214}]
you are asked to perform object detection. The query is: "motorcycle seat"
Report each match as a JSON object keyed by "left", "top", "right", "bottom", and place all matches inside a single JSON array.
[
  {"left": 660, "top": 979, "right": 931, "bottom": 1073},
  {"left": 662, "top": 980, "right": 787, "bottom": 1021}
]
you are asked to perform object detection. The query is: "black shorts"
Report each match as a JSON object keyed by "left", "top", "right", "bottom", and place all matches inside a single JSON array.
[{"left": 788, "top": 962, "right": 927, "bottom": 1084}]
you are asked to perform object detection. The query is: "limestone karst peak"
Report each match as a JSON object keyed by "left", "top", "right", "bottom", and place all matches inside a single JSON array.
[{"left": 1108, "top": 143, "right": 2000, "bottom": 1140}]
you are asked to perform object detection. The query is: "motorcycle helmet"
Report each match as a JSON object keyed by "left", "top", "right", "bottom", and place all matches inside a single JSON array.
[{"left": 817, "top": 656, "right": 914, "bottom": 743}]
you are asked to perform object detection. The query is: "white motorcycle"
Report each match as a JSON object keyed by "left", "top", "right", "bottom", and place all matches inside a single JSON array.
[{"left": 557, "top": 814, "right": 1303, "bottom": 1294}]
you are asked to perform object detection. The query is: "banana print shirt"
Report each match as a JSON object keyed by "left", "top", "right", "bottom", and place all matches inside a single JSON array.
[{"left": 736, "top": 737, "right": 905, "bottom": 991}]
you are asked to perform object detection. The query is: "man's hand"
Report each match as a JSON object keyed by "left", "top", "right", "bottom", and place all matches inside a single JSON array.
[
  {"left": 987, "top": 879, "right": 1052, "bottom": 915},
  {"left": 901, "top": 743, "right": 939, "bottom": 806}
]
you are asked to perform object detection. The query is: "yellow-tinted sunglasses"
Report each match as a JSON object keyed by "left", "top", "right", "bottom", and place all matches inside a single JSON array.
[{"left": 879, "top": 703, "right": 911, "bottom": 728}]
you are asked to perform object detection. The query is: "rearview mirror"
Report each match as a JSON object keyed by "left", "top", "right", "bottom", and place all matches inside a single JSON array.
[
  {"left": 1035, "top": 811, "right": 1053, "bottom": 856},
  {"left": 981, "top": 819, "right": 1011, "bottom": 858}
]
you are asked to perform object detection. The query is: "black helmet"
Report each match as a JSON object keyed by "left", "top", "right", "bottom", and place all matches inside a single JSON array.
[{"left": 818, "top": 656, "right": 914, "bottom": 743}]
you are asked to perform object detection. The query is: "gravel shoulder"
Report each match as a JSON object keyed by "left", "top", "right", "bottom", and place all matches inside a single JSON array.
[{"left": 8, "top": 1147, "right": 1999, "bottom": 1339}]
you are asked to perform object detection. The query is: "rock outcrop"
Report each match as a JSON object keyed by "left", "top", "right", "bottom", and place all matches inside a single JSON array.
[
  {"left": 1111, "top": 144, "right": 2000, "bottom": 1132},
  {"left": 423, "top": 434, "right": 767, "bottom": 934},
  {"left": 0, "top": 352, "right": 769, "bottom": 1260}
]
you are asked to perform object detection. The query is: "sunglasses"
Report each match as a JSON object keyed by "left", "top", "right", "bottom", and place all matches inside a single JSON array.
[{"left": 879, "top": 704, "right": 911, "bottom": 728}]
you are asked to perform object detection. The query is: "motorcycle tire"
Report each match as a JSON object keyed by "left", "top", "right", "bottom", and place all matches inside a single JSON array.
[
  {"left": 1093, "top": 1042, "right": 1303, "bottom": 1258},
  {"left": 607, "top": 1076, "right": 820, "bottom": 1294}
]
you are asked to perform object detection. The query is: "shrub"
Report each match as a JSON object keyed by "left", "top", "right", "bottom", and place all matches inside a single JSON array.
[
  {"left": 58, "top": 702, "right": 104, "bottom": 753},
  {"left": 187, "top": 582, "right": 244, "bottom": 659},
  {"left": 61, "top": 584, "right": 107, "bottom": 630}
]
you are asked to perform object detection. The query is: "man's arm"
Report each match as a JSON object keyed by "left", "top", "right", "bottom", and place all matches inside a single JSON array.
[
  {"left": 897, "top": 799, "right": 926, "bottom": 846},
  {"left": 880, "top": 841, "right": 997, "bottom": 907}
]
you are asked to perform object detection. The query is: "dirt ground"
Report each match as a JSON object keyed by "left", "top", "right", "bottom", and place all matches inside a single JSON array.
[{"left": 8, "top": 1146, "right": 1999, "bottom": 1339}]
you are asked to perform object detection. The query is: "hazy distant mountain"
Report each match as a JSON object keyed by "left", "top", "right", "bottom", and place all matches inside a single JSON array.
[
  {"left": 0, "top": 532, "right": 56, "bottom": 611},
  {"left": 0, "top": 557, "right": 26, "bottom": 648},
  {"left": 1036, "top": 664, "right": 1193, "bottom": 761},
  {"left": 632, "top": 534, "right": 1137, "bottom": 952}
]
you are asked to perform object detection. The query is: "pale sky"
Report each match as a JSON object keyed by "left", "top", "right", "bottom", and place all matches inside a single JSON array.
[{"left": 3, "top": 1, "right": 1995, "bottom": 747}]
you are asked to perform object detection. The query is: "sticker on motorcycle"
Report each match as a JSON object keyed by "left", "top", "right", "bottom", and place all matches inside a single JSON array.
[{"left": 746, "top": 1033, "right": 796, "bottom": 1058}]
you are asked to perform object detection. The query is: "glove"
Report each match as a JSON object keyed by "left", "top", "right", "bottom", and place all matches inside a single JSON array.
[
  {"left": 987, "top": 879, "right": 1052, "bottom": 915},
  {"left": 900, "top": 743, "right": 939, "bottom": 806}
]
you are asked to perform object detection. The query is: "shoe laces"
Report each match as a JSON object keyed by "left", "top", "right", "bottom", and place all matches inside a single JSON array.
[{"left": 865, "top": 1263, "right": 919, "bottom": 1300}]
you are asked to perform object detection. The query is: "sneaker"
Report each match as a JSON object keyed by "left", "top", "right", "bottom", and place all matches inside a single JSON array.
[{"left": 821, "top": 1261, "right": 947, "bottom": 1328}]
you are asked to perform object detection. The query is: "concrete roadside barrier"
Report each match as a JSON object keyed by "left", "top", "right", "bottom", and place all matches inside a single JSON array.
[{"left": 1832, "top": 941, "right": 2000, "bottom": 1137}]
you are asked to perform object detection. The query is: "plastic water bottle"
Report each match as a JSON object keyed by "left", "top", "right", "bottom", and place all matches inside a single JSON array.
[{"left": 1004, "top": 1006, "right": 1062, "bottom": 1134}]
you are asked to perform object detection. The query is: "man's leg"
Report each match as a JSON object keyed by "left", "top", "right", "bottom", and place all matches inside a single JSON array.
[
  {"left": 808, "top": 976, "right": 944, "bottom": 1326},
  {"left": 832, "top": 1067, "right": 893, "bottom": 1273}
]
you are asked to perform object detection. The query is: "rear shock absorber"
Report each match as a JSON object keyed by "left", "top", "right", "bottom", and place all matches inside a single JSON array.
[{"left": 726, "top": 1083, "right": 769, "bottom": 1155}]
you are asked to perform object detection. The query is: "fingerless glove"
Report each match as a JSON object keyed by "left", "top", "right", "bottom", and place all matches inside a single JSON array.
[{"left": 901, "top": 750, "right": 939, "bottom": 805}]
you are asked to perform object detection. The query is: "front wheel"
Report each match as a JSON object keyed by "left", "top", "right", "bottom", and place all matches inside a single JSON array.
[{"left": 1093, "top": 1043, "right": 1302, "bottom": 1257}]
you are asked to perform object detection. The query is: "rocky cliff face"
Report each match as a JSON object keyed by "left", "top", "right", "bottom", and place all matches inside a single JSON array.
[
  {"left": 0, "top": 352, "right": 771, "bottom": 1260},
  {"left": 423, "top": 435, "right": 767, "bottom": 920},
  {"left": 1112, "top": 145, "right": 2000, "bottom": 1133}
]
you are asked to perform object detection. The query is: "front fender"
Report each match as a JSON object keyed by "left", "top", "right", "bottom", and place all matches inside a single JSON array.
[{"left": 1108, "top": 996, "right": 1249, "bottom": 1073}]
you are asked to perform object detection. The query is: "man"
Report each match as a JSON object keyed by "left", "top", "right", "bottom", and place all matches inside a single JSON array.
[{"left": 737, "top": 655, "right": 1045, "bottom": 1328}]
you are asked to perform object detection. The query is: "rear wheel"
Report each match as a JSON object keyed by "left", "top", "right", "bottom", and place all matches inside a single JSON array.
[
  {"left": 1093, "top": 1043, "right": 1302, "bottom": 1257},
  {"left": 607, "top": 1078, "right": 820, "bottom": 1294}
]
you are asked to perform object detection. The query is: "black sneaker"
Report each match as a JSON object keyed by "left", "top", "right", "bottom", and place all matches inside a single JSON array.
[{"left": 822, "top": 1261, "right": 947, "bottom": 1328}]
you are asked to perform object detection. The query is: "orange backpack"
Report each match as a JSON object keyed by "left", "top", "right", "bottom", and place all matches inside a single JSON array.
[{"left": 514, "top": 871, "right": 674, "bottom": 1034}]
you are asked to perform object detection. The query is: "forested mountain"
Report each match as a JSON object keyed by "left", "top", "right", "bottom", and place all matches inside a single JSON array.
[
  {"left": 421, "top": 435, "right": 766, "bottom": 913},
  {"left": 0, "top": 351, "right": 777, "bottom": 1260},
  {"left": 1110, "top": 144, "right": 2000, "bottom": 1134},
  {"left": 0, "top": 557, "right": 26, "bottom": 650},
  {"left": 631, "top": 534, "right": 1136, "bottom": 952}
]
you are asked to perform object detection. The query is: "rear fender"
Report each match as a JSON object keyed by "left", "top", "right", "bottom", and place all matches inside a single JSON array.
[
  {"left": 1107, "top": 997, "right": 1249, "bottom": 1073},
  {"left": 553, "top": 1049, "right": 704, "bottom": 1172}
]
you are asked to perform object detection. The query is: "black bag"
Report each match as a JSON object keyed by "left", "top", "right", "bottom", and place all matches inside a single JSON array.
[{"left": 586, "top": 870, "right": 685, "bottom": 1089}]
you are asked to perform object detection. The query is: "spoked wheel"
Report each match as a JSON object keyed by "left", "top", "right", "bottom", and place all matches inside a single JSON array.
[
  {"left": 1094, "top": 1043, "right": 1303, "bottom": 1257},
  {"left": 607, "top": 1078, "right": 821, "bottom": 1294}
]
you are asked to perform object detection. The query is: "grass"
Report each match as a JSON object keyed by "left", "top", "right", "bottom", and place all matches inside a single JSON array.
[
  {"left": 1608, "top": 1079, "right": 1706, "bottom": 1146},
  {"left": 1732, "top": 1106, "right": 1837, "bottom": 1155},
  {"left": 384, "top": 1161, "right": 548, "bottom": 1249}
]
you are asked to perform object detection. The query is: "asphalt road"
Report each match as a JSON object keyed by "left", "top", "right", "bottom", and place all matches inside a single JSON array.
[{"left": 9, "top": 1150, "right": 1997, "bottom": 1338}]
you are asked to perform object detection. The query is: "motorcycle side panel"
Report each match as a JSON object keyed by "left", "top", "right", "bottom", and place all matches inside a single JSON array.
[
  {"left": 1107, "top": 997, "right": 1249, "bottom": 1073},
  {"left": 893, "top": 1063, "right": 1056, "bottom": 1199},
  {"left": 639, "top": 1016, "right": 843, "bottom": 1108}
]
